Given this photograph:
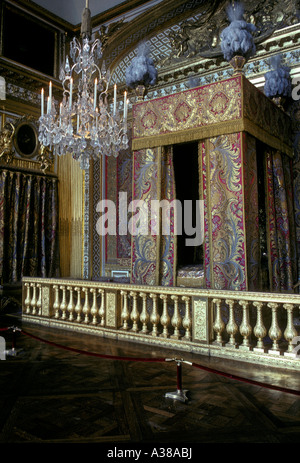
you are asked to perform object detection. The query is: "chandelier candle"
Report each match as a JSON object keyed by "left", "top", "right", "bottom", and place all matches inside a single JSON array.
[
  {"left": 69, "top": 78, "right": 73, "bottom": 109},
  {"left": 41, "top": 88, "right": 44, "bottom": 117},
  {"left": 114, "top": 84, "right": 117, "bottom": 116},
  {"left": 124, "top": 91, "right": 128, "bottom": 121},
  {"left": 94, "top": 78, "right": 97, "bottom": 111},
  {"left": 49, "top": 81, "right": 52, "bottom": 110}
]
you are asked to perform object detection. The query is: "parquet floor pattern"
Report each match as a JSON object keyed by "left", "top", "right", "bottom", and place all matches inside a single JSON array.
[{"left": 0, "top": 310, "right": 300, "bottom": 446}]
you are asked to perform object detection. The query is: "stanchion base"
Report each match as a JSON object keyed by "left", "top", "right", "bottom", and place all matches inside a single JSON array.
[
  {"left": 165, "top": 389, "right": 189, "bottom": 403},
  {"left": 5, "top": 348, "right": 23, "bottom": 357}
]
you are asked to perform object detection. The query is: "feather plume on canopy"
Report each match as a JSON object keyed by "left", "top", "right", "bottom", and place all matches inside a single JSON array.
[
  {"left": 220, "top": 2, "right": 256, "bottom": 61},
  {"left": 125, "top": 43, "right": 157, "bottom": 89},
  {"left": 264, "top": 54, "right": 291, "bottom": 98}
]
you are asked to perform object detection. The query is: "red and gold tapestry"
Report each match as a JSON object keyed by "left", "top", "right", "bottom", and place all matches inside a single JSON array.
[
  {"left": 159, "top": 146, "right": 176, "bottom": 286},
  {"left": 132, "top": 74, "right": 293, "bottom": 158},
  {"left": 202, "top": 133, "right": 247, "bottom": 290},
  {"left": 131, "top": 148, "right": 160, "bottom": 285},
  {"left": 131, "top": 75, "right": 295, "bottom": 291},
  {"left": 131, "top": 146, "right": 177, "bottom": 286}
]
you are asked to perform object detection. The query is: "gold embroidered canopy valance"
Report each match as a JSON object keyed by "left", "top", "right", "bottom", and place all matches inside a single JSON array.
[{"left": 132, "top": 74, "right": 293, "bottom": 158}]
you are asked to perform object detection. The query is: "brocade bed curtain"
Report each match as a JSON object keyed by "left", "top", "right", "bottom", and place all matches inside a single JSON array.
[
  {"left": 0, "top": 168, "right": 59, "bottom": 284},
  {"left": 131, "top": 146, "right": 176, "bottom": 286},
  {"left": 265, "top": 150, "right": 297, "bottom": 292}
]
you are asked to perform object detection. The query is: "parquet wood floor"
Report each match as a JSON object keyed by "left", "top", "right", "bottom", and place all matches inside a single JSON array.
[{"left": 0, "top": 308, "right": 300, "bottom": 453}]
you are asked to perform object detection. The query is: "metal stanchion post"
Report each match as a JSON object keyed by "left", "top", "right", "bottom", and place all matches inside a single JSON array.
[
  {"left": 165, "top": 358, "right": 190, "bottom": 403},
  {"left": 5, "top": 326, "right": 22, "bottom": 357}
]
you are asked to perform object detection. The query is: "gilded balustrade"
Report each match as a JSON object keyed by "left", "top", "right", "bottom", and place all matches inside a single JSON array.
[{"left": 22, "top": 277, "right": 300, "bottom": 370}]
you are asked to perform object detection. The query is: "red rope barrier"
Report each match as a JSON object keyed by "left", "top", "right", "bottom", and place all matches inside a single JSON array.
[
  {"left": 191, "top": 361, "right": 300, "bottom": 396},
  {"left": 21, "top": 329, "right": 166, "bottom": 363},
  {"left": 2, "top": 326, "right": 300, "bottom": 397}
]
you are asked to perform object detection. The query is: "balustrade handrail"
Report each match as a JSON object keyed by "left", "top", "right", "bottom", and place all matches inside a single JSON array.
[
  {"left": 21, "top": 276, "right": 300, "bottom": 304},
  {"left": 21, "top": 276, "right": 300, "bottom": 370}
]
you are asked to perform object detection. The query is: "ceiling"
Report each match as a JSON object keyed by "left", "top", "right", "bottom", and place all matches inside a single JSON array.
[{"left": 31, "top": 0, "right": 148, "bottom": 25}]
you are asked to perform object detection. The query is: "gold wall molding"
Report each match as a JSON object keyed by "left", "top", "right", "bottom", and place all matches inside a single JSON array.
[{"left": 0, "top": 115, "right": 54, "bottom": 173}]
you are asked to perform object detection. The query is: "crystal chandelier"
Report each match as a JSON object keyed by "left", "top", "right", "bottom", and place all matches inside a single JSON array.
[{"left": 38, "top": 1, "right": 129, "bottom": 169}]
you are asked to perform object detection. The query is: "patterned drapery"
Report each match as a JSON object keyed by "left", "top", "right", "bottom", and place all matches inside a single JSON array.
[
  {"left": 131, "top": 148, "right": 160, "bottom": 285},
  {"left": 265, "top": 150, "right": 297, "bottom": 292},
  {"left": 130, "top": 139, "right": 297, "bottom": 291},
  {"left": 159, "top": 146, "right": 176, "bottom": 286},
  {"left": 131, "top": 146, "right": 176, "bottom": 286},
  {"left": 202, "top": 133, "right": 248, "bottom": 290},
  {"left": 0, "top": 168, "right": 59, "bottom": 284},
  {"left": 131, "top": 75, "right": 297, "bottom": 291}
]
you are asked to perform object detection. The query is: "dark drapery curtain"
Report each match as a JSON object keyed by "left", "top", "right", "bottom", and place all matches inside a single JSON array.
[
  {"left": 0, "top": 168, "right": 59, "bottom": 284},
  {"left": 265, "top": 150, "right": 297, "bottom": 292}
]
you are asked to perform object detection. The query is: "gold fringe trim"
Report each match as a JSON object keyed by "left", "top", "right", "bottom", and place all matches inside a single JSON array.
[
  {"left": 57, "top": 153, "right": 84, "bottom": 278},
  {"left": 57, "top": 154, "right": 71, "bottom": 277},
  {"left": 242, "top": 118, "right": 293, "bottom": 158},
  {"left": 132, "top": 118, "right": 293, "bottom": 157}
]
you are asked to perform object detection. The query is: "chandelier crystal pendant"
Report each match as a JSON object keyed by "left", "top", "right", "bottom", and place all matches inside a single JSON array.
[{"left": 38, "top": 1, "right": 129, "bottom": 169}]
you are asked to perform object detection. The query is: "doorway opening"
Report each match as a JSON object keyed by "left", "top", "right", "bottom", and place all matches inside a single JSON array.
[{"left": 173, "top": 141, "right": 203, "bottom": 268}]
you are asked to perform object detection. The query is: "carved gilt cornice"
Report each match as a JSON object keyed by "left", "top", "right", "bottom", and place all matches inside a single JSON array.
[
  {"left": 109, "top": 0, "right": 300, "bottom": 100},
  {"left": 158, "top": 0, "right": 300, "bottom": 63},
  {"left": 2, "top": 0, "right": 300, "bottom": 112},
  {"left": 101, "top": 0, "right": 226, "bottom": 69}
]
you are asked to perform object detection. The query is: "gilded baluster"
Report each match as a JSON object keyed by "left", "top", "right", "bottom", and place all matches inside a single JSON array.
[
  {"left": 74, "top": 287, "right": 82, "bottom": 322},
  {"left": 24, "top": 282, "right": 31, "bottom": 314},
  {"left": 139, "top": 292, "right": 149, "bottom": 333},
  {"left": 150, "top": 293, "right": 160, "bottom": 336},
  {"left": 98, "top": 289, "right": 105, "bottom": 326},
  {"left": 253, "top": 301, "right": 267, "bottom": 352},
  {"left": 268, "top": 302, "right": 282, "bottom": 354},
  {"left": 171, "top": 295, "right": 181, "bottom": 339},
  {"left": 225, "top": 299, "right": 238, "bottom": 347},
  {"left": 160, "top": 294, "right": 170, "bottom": 338},
  {"left": 130, "top": 291, "right": 140, "bottom": 332},
  {"left": 283, "top": 303, "right": 298, "bottom": 356},
  {"left": 30, "top": 283, "right": 37, "bottom": 315},
  {"left": 53, "top": 285, "right": 60, "bottom": 319},
  {"left": 239, "top": 300, "right": 252, "bottom": 350},
  {"left": 36, "top": 284, "right": 42, "bottom": 316},
  {"left": 90, "top": 288, "right": 98, "bottom": 325},
  {"left": 182, "top": 296, "right": 192, "bottom": 341},
  {"left": 82, "top": 287, "right": 90, "bottom": 324},
  {"left": 67, "top": 286, "right": 75, "bottom": 321},
  {"left": 60, "top": 285, "right": 67, "bottom": 320},
  {"left": 120, "top": 290, "right": 129, "bottom": 329},
  {"left": 212, "top": 298, "right": 224, "bottom": 345}
]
